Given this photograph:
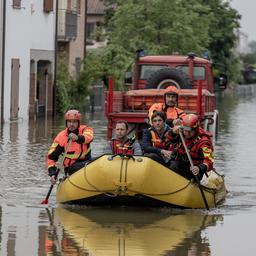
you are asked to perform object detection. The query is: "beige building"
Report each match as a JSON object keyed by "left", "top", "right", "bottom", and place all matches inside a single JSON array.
[
  {"left": 57, "top": 0, "right": 86, "bottom": 76},
  {"left": 86, "top": 0, "right": 107, "bottom": 49}
]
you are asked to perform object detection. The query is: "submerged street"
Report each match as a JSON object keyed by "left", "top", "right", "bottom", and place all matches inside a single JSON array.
[{"left": 0, "top": 85, "right": 256, "bottom": 255}]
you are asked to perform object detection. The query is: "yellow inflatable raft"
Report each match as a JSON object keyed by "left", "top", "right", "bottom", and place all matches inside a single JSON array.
[{"left": 56, "top": 155, "right": 227, "bottom": 209}]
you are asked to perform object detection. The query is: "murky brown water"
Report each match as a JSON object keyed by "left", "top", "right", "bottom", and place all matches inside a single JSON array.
[{"left": 0, "top": 85, "right": 256, "bottom": 255}]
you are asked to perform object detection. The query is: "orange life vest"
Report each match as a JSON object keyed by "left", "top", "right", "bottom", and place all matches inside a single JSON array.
[
  {"left": 47, "top": 125, "right": 93, "bottom": 168},
  {"left": 149, "top": 128, "right": 169, "bottom": 149},
  {"left": 111, "top": 138, "right": 134, "bottom": 155},
  {"left": 148, "top": 103, "right": 186, "bottom": 124}
]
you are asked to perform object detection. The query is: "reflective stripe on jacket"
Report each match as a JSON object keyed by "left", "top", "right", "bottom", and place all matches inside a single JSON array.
[{"left": 47, "top": 125, "right": 94, "bottom": 168}]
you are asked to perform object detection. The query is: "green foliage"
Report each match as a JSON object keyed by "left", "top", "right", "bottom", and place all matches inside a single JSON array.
[
  {"left": 56, "top": 56, "right": 72, "bottom": 114},
  {"left": 101, "top": 0, "right": 213, "bottom": 86},
  {"left": 84, "top": 0, "right": 241, "bottom": 87},
  {"left": 201, "top": 0, "right": 241, "bottom": 79}
]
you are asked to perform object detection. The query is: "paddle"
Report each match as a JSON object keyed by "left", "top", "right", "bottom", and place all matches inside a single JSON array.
[
  {"left": 41, "top": 168, "right": 60, "bottom": 204},
  {"left": 178, "top": 130, "right": 210, "bottom": 210},
  {"left": 41, "top": 139, "right": 71, "bottom": 205}
]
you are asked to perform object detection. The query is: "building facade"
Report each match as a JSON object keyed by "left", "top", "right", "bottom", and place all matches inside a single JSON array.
[
  {"left": 57, "top": 0, "right": 86, "bottom": 76},
  {"left": 0, "top": 0, "right": 56, "bottom": 123}
]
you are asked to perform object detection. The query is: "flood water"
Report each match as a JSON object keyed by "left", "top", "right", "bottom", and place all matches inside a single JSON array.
[{"left": 0, "top": 85, "right": 256, "bottom": 255}]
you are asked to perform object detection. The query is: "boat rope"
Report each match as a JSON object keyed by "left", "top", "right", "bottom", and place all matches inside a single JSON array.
[
  {"left": 127, "top": 181, "right": 192, "bottom": 196},
  {"left": 119, "top": 156, "right": 124, "bottom": 182},
  {"left": 65, "top": 162, "right": 121, "bottom": 197},
  {"left": 66, "top": 162, "right": 195, "bottom": 197}
]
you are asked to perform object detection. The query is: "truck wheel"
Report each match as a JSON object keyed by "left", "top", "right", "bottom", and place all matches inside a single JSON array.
[{"left": 146, "top": 67, "right": 192, "bottom": 89}]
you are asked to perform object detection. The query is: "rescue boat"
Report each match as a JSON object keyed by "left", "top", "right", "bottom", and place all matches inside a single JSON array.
[
  {"left": 55, "top": 207, "right": 222, "bottom": 255},
  {"left": 56, "top": 154, "right": 227, "bottom": 209}
]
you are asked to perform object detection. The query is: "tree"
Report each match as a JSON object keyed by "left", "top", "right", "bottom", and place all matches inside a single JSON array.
[
  {"left": 56, "top": 56, "right": 72, "bottom": 114},
  {"left": 200, "top": 0, "right": 241, "bottom": 79},
  {"left": 101, "top": 0, "right": 212, "bottom": 87},
  {"left": 85, "top": 0, "right": 241, "bottom": 87}
]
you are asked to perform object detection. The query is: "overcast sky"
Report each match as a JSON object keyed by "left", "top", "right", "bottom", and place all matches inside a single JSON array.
[{"left": 230, "top": 0, "right": 255, "bottom": 41}]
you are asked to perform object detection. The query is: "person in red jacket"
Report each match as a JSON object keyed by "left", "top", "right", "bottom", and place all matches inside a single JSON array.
[
  {"left": 46, "top": 109, "right": 94, "bottom": 184},
  {"left": 148, "top": 86, "right": 186, "bottom": 127},
  {"left": 167, "top": 114, "right": 214, "bottom": 180}
]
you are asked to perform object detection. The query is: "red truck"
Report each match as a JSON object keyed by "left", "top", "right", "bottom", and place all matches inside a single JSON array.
[{"left": 105, "top": 52, "right": 227, "bottom": 141}]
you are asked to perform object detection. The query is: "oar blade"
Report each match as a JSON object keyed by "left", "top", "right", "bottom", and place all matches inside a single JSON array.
[{"left": 41, "top": 198, "right": 49, "bottom": 205}]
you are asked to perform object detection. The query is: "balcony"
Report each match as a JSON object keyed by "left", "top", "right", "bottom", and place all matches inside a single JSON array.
[{"left": 57, "top": 10, "right": 77, "bottom": 41}]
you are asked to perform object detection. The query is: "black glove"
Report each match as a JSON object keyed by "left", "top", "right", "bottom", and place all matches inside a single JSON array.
[
  {"left": 198, "top": 164, "right": 207, "bottom": 180},
  {"left": 48, "top": 166, "right": 57, "bottom": 177}
]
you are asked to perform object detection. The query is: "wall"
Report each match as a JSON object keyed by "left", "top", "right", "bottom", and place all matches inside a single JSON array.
[
  {"left": 69, "top": 0, "right": 85, "bottom": 76},
  {"left": 0, "top": 1, "right": 4, "bottom": 125},
  {"left": 3, "top": 0, "right": 55, "bottom": 122}
]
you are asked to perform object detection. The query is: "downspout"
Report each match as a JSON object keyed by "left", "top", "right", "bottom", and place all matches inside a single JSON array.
[
  {"left": 1, "top": 0, "right": 6, "bottom": 124},
  {"left": 52, "top": 0, "right": 59, "bottom": 117},
  {"left": 83, "top": 0, "right": 87, "bottom": 60}
]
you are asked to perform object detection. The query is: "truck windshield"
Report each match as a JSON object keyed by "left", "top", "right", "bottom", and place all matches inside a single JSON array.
[
  {"left": 176, "top": 65, "right": 206, "bottom": 80},
  {"left": 139, "top": 65, "right": 167, "bottom": 79},
  {"left": 139, "top": 64, "right": 205, "bottom": 80}
]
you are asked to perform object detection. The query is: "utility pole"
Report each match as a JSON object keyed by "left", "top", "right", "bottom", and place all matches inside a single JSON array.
[
  {"left": 53, "top": 0, "right": 59, "bottom": 117},
  {"left": 0, "top": 0, "right": 6, "bottom": 126},
  {"left": 83, "top": 0, "right": 87, "bottom": 60}
]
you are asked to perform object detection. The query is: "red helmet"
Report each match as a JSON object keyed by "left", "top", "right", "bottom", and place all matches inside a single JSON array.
[
  {"left": 181, "top": 114, "right": 199, "bottom": 131},
  {"left": 65, "top": 109, "right": 81, "bottom": 121}
]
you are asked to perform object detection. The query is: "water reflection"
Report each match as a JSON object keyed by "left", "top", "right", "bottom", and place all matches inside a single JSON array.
[
  {"left": 0, "top": 205, "right": 52, "bottom": 255},
  {"left": 54, "top": 207, "right": 222, "bottom": 256}
]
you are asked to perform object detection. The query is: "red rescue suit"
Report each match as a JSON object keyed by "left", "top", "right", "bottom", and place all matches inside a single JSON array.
[{"left": 170, "top": 128, "right": 214, "bottom": 172}]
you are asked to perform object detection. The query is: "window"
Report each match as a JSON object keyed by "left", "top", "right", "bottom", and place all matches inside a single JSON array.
[
  {"left": 87, "top": 23, "right": 95, "bottom": 39},
  {"left": 176, "top": 65, "right": 206, "bottom": 80},
  {"left": 44, "top": 0, "right": 53, "bottom": 12},
  {"left": 75, "top": 57, "right": 81, "bottom": 75},
  {"left": 13, "top": 0, "right": 21, "bottom": 9},
  {"left": 139, "top": 65, "right": 168, "bottom": 79}
]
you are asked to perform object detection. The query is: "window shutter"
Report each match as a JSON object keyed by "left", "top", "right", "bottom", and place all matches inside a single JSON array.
[
  {"left": 13, "top": 0, "right": 21, "bottom": 8},
  {"left": 44, "top": 0, "right": 53, "bottom": 12}
]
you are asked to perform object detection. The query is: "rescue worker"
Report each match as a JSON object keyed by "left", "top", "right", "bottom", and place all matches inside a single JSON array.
[
  {"left": 105, "top": 120, "right": 142, "bottom": 155},
  {"left": 148, "top": 86, "right": 186, "bottom": 127},
  {"left": 167, "top": 114, "right": 214, "bottom": 180},
  {"left": 47, "top": 109, "right": 94, "bottom": 184},
  {"left": 142, "top": 111, "right": 173, "bottom": 165}
]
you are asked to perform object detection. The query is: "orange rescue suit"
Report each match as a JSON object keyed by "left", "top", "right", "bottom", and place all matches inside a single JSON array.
[
  {"left": 148, "top": 103, "right": 186, "bottom": 124},
  {"left": 47, "top": 125, "right": 93, "bottom": 169}
]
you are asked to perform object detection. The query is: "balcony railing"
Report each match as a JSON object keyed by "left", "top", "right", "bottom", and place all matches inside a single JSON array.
[{"left": 57, "top": 10, "right": 77, "bottom": 41}]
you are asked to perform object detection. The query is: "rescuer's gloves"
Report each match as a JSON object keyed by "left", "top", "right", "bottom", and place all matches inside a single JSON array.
[{"left": 48, "top": 166, "right": 57, "bottom": 177}]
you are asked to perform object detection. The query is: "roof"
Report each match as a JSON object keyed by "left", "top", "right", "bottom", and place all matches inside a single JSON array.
[{"left": 87, "top": 0, "right": 106, "bottom": 15}]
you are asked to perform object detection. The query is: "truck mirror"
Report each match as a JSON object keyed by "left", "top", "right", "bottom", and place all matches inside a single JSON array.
[
  {"left": 214, "top": 73, "right": 227, "bottom": 91},
  {"left": 124, "top": 71, "right": 132, "bottom": 84},
  {"left": 219, "top": 73, "right": 228, "bottom": 90}
]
